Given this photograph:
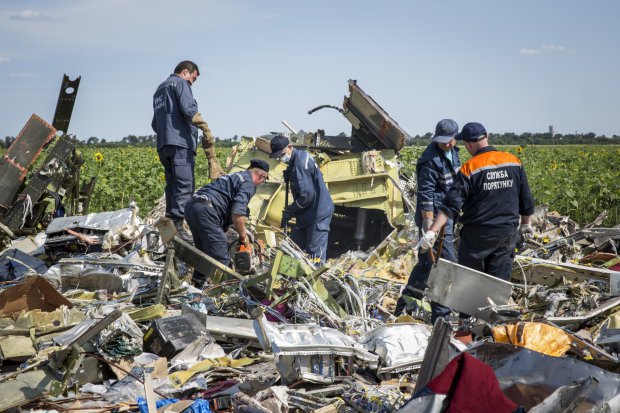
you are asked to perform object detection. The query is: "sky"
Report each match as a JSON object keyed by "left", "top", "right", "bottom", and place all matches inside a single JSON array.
[{"left": 0, "top": 0, "right": 619, "bottom": 141}]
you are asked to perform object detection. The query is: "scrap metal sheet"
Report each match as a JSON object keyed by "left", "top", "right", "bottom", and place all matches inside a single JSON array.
[
  {"left": 0, "top": 275, "right": 72, "bottom": 317},
  {"left": 52, "top": 74, "right": 81, "bottom": 134},
  {"left": 467, "top": 342, "right": 620, "bottom": 407},
  {"left": 46, "top": 208, "right": 134, "bottom": 234},
  {"left": 0, "top": 367, "right": 57, "bottom": 411},
  {"left": 4, "top": 136, "right": 80, "bottom": 230},
  {"left": 0, "top": 114, "right": 56, "bottom": 208},
  {"left": 254, "top": 317, "right": 378, "bottom": 362},
  {"left": 427, "top": 258, "right": 513, "bottom": 321},
  {"left": 343, "top": 79, "right": 409, "bottom": 153}
]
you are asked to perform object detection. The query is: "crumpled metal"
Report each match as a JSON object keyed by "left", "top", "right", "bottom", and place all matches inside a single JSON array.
[{"left": 359, "top": 323, "right": 432, "bottom": 372}]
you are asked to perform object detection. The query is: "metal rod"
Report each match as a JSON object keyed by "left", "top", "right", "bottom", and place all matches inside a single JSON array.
[{"left": 429, "top": 225, "right": 446, "bottom": 266}]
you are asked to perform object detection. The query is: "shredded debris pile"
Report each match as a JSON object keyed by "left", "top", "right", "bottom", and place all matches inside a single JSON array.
[{"left": 0, "top": 78, "right": 618, "bottom": 413}]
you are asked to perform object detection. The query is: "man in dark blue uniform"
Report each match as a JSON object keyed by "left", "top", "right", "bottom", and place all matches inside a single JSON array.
[
  {"left": 395, "top": 119, "right": 461, "bottom": 322},
  {"left": 152, "top": 60, "right": 221, "bottom": 243},
  {"left": 184, "top": 159, "right": 270, "bottom": 285},
  {"left": 420, "top": 122, "right": 535, "bottom": 285},
  {"left": 269, "top": 135, "right": 334, "bottom": 265}
]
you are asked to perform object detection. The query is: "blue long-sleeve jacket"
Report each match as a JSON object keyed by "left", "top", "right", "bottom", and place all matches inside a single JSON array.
[
  {"left": 195, "top": 171, "right": 256, "bottom": 228},
  {"left": 152, "top": 74, "right": 199, "bottom": 152},
  {"left": 414, "top": 143, "right": 460, "bottom": 228},
  {"left": 285, "top": 149, "right": 334, "bottom": 228},
  {"left": 440, "top": 146, "right": 535, "bottom": 234}
]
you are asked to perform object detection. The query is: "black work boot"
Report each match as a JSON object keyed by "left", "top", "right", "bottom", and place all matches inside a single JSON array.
[{"left": 173, "top": 219, "right": 194, "bottom": 245}]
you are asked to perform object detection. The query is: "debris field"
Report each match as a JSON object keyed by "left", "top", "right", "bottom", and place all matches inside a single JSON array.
[{"left": 0, "top": 77, "right": 619, "bottom": 413}]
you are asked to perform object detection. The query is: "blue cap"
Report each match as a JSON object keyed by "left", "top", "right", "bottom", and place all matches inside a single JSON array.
[
  {"left": 248, "top": 159, "right": 269, "bottom": 172},
  {"left": 456, "top": 122, "right": 487, "bottom": 142},
  {"left": 432, "top": 119, "right": 459, "bottom": 143},
  {"left": 269, "top": 135, "right": 290, "bottom": 159}
]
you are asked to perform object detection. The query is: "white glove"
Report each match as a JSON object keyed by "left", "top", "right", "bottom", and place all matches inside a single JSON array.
[
  {"left": 417, "top": 230, "right": 437, "bottom": 252},
  {"left": 519, "top": 223, "right": 534, "bottom": 241}
]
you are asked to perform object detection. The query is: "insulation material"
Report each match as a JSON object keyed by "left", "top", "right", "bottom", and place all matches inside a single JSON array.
[
  {"left": 492, "top": 322, "right": 573, "bottom": 357},
  {"left": 360, "top": 323, "right": 432, "bottom": 372}
]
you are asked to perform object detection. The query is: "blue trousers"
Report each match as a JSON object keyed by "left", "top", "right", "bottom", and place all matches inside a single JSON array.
[
  {"left": 291, "top": 214, "right": 332, "bottom": 265},
  {"left": 396, "top": 220, "right": 457, "bottom": 323},
  {"left": 184, "top": 199, "right": 229, "bottom": 285},
  {"left": 158, "top": 145, "right": 195, "bottom": 221}
]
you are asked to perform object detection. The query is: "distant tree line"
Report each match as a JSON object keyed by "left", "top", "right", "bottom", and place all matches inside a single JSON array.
[
  {"left": 406, "top": 132, "right": 620, "bottom": 146},
  {"left": 0, "top": 134, "right": 241, "bottom": 148},
  {"left": 2, "top": 132, "right": 619, "bottom": 149}
]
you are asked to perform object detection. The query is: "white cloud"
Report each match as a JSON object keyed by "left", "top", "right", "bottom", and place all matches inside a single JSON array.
[
  {"left": 0, "top": 1, "right": 244, "bottom": 57},
  {"left": 10, "top": 72, "right": 42, "bottom": 78},
  {"left": 9, "top": 10, "right": 54, "bottom": 21},
  {"left": 519, "top": 48, "right": 542, "bottom": 55},
  {"left": 0, "top": 57, "right": 11, "bottom": 63},
  {"left": 542, "top": 44, "right": 575, "bottom": 53},
  {"left": 520, "top": 44, "right": 575, "bottom": 56}
]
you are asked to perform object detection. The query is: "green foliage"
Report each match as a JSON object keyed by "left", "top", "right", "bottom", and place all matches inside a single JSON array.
[
  {"left": 5, "top": 144, "right": 614, "bottom": 227},
  {"left": 405, "top": 133, "right": 620, "bottom": 146},
  {"left": 399, "top": 145, "right": 619, "bottom": 226},
  {"left": 80, "top": 147, "right": 231, "bottom": 215}
]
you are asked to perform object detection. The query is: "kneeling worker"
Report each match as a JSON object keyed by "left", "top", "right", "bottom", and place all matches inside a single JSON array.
[
  {"left": 269, "top": 135, "right": 334, "bottom": 265},
  {"left": 185, "top": 159, "right": 270, "bottom": 285}
]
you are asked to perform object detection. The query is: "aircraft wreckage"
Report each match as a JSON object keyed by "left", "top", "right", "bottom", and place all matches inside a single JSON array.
[{"left": 0, "top": 77, "right": 619, "bottom": 412}]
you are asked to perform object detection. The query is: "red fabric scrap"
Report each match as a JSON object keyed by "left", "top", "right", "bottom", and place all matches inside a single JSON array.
[{"left": 426, "top": 352, "right": 517, "bottom": 413}]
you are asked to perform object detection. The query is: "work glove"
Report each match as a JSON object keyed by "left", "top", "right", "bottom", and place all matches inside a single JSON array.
[
  {"left": 417, "top": 230, "right": 437, "bottom": 253},
  {"left": 519, "top": 223, "right": 534, "bottom": 242},
  {"left": 280, "top": 209, "right": 293, "bottom": 229},
  {"left": 191, "top": 112, "right": 212, "bottom": 135},
  {"left": 194, "top": 114, "right": 224, "bottom": 180},
  {"left": 422, "top": 218, "right": 434, "bottom": 233},
  {"left": 192, "top": 112, "right": 217, "bottom": 148}
]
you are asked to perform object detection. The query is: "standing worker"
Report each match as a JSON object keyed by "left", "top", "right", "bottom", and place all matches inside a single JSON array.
[
  {"left": 152, "top": 60, "right": 223, "bottom": 243},
  {"left": 419, "top": 122, "right": 535, "bottom": 290},
  {"left": 184, "top": 159, "right": 270, "bottom": 286},
  {"left": 395, "top": 119, "right": 461, "bottom": 322},
  {"left": 269, "top": 135, "right": 334, "bottom": 265}
]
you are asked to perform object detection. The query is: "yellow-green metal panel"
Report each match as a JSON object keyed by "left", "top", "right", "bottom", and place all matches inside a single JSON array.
[{"left": 228, "top": 137, "right": 405, "bottom": 229}]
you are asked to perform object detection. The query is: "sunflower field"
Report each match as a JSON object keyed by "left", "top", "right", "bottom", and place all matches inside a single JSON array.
[
  {"left": 399, "top": 145, "right": 619, "bottom": 226},
  {"left": 2, "top": 144, "right": 617, "bottom": 225},
  {"left": 78, "top": 146, "right": 230, "bottom": 216}
]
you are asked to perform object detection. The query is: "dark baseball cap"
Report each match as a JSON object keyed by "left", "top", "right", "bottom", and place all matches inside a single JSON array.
[
  {"left": 433, "top": 119, "right": 459, "bottom": 143},
  {"left": 455, "top": 122, "right": 487, "bottom": 142},
  {"left": 269, "top": 135, "right": 290, "bottom": 159},
  {"left": 248, "top": 159, "right": 270, "bottom": 173}
]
